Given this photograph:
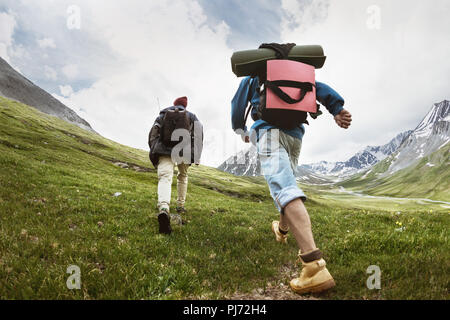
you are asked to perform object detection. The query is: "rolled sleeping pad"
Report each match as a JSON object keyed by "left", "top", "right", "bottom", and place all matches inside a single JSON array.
[{"left": 231, "top": 45, "right": 326, "bottom": 77}]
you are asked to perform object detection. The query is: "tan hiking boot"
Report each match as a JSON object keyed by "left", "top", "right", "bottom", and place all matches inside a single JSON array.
[
  {"left": 272, "top": 221, "right": 288, "bottom": 244},
  {"left": 290, "top": 249, "right": 335, "bottom": 295}
]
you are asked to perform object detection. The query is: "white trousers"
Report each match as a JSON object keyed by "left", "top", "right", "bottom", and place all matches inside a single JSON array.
[{"left": 157, "top": 156, "right": 189, "bottom": 211}]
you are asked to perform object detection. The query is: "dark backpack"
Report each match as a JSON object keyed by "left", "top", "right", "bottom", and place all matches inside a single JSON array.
[{"left": 161, "top": 107, "right": 192, "bottom": 147}]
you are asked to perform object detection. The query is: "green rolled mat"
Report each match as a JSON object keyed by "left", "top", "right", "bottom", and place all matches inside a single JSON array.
[{"left": 231, "top": 45, "right": 326, "bottom": 77}]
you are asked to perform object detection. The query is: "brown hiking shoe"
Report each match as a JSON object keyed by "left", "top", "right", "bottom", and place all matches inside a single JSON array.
[{"left": 290, "top": 250, "right": 336, "bottom": 295}]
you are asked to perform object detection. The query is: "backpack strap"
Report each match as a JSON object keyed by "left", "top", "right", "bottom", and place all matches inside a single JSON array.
[
  {"left": 265, "top": 80, "right": 315, "bottom": 104},
  {"left": 242, "top": 78, "right": 257, "bottom": 129},
  {"left": 243, "top": 104, "right": 252, "bottom": 127},
  {"left": 259, "top": 43, "right": 296, "bottom": 59}
]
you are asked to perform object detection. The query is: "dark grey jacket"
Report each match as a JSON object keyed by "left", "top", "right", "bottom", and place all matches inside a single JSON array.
[{"left": 148, "top": 106, "right": 203, "bottom": 168}]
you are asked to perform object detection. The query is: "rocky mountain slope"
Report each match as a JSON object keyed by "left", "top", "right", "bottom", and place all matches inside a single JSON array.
[
  {"left": 0, "top": 57, "right": 93, "bottom": 132},
  {"left": 386, "top": 100, "right": 449, "bottom": 173},
  {"left": 340, "top": 100, "right": 450, "bottom": 200},
  {"left": 217, "top": 145, "right": 261, "bottom": 176}
]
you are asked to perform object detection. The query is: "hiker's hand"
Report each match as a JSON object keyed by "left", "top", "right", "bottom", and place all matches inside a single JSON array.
[
  {"left": 244, "top": 135, "right": 250, "bottom": 143},
  {"left": 334, "top": 109, "right": 352, "bottom": 129}
]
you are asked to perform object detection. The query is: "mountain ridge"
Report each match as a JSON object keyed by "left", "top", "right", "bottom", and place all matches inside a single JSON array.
[
  {"left": 218, "top": 130, "right": 413, "bottom": 180},
  {"left": 301, "top": 130, "right": 413, "bottom": 177},
  {"left": 339, "top": 100, "right": 449, "bottom": 201},
  {"left": 0, "top": 56, "right": 94, "bottom": 132},
  {"left": 377, "top": 100, "right": 449, "bottom": 174}
]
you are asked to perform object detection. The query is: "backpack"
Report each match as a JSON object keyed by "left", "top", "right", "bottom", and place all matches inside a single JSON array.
[
  {"left": 258, "top": 59, "right": 317, "bottom": 129},
  {"left": 244, "top": 43, "right": 322, "bottom": 130},
  {"left": 161, "top": 107, "right": 192, "bottom": 147}
]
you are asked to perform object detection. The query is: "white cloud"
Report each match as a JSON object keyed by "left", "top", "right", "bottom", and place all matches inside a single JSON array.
[
  {"left": 62, "top": 64, "right": 79, "bottom": 79},
  {"left": 43, "top": 65, "right": 57, "bottom": 80},
  {"left": 37, "top": 37, "right": 56, "bottom": 49},
  {"left": 281, "top": 0, "right": 329, "bottom": 33},
  {"left": 0, "top": 11, "right": 17, "bottom": 63},
  {"left": 0, "top": 43, "right": 9, "bottom": 61},
  {"left": 280, "top": 0, "right": 450, "bottom": 164},
  {"left": 7, "top": 0, "right": 448, "bottom": 167},
  {"left": 51, "top": 0, "right": 240, "bottom": 166},
  {"left": 59, "top": 84, "right": 73, "bottom": 97}
]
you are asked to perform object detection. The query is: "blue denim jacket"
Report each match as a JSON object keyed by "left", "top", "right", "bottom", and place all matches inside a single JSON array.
[{"left": 231, "top": 76, "right": 345, "bottom": 140}]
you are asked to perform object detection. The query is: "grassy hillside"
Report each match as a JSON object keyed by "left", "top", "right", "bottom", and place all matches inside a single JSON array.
[
  {"left": 340, "top": 145, "right": 450, "bottom": 201},
  {"left": 0, "top": 96, "right": 448, "bottom": 300}
]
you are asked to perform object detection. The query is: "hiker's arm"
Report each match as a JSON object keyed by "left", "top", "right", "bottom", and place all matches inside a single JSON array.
[
  {"left": 148, "top": 118, "right": 161, "bottom": 149},
  {"left": 191, "top": 115, "right": 203, "bottom": 165},
  {"left": 231, "top": 77, "right": 253, "bottom": 138},
  {"left": 316, "top": 81, "right": 352, "bottom": 129},
  {"left": 334, "top": 109, "right": 352, "bottom": 129},
  {"left": 232, "top": 77, "right": 260, "bottom": 143},
  {"left": 315, "top": 82, "right": 345, "bottom": 117}
]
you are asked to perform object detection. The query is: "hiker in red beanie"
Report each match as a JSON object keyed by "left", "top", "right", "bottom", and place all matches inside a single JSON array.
[
  {"left": 148, "top": 96, "right": 203, "bottom": 234},
  {"left": 173, "top": 96, "right": 188, "bottom": 108}
]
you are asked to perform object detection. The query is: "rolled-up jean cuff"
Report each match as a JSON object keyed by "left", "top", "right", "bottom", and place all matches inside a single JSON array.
[{"left": 275, "top": 186, "right": 307, "bottom": 214}]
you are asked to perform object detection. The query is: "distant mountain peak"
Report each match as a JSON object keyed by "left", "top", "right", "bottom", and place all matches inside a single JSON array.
[
  {"left": 217, "top": 146, "right": 261, "bottom": 176},
  {"left": 385, "top": 100, "right": 449, "bottom": 173},
  {"left": 414, "top": 100, "right": 449, "bottom": 134},
  {"left": 302, "top": 100, "right": 449, "bottom": 178}
]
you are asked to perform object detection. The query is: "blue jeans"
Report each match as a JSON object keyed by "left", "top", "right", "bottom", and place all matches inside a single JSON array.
[{"left": 256, "top": 129, "right": 306, "bottom": 213}]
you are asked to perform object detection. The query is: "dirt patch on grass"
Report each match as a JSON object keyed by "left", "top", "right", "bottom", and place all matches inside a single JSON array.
[
  {"left": 112, "top": 161, "right": 153, "bottom": 173},
  {"left": 225, "top": 264, "right": 329, "bottom": 300},
  {"left": 226, "top": 285, "right": 319, "bottom": 300}
]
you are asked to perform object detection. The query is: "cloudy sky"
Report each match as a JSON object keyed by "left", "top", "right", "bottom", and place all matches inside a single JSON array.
[{"left": 1, "top": 0, "right": 449, "bottom": 166}]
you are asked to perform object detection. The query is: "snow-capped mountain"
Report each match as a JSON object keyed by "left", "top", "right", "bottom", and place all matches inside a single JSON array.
[
  {"left": 301, "top": 130, "right": 412, "bottom": 177},
  {"left": 217, "top": 145, "right": 334, "bottom": 184},
  {"left": 340, "top": 101, "right": 450, "bottom": 200},
  {"left": 385, "top": 100, "right": 449, "bottom": 173},
  {"left": 218, "top": 130, "right": 412, "bottom": 180},
  {"left": 217, "top": 146, "right": 260, "bottom": 176},
  {"left": 295, "top": 166, "right": 334, "bottom": 185}
]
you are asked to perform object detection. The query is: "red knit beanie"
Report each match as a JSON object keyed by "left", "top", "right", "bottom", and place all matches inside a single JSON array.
[{"left": 173, "top": 96, "right": 188, "bottom": 108}]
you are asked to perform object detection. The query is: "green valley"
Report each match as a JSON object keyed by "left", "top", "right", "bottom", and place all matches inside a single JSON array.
[{"left": 0, "top": 97, "right": 448, "bottom": 300}]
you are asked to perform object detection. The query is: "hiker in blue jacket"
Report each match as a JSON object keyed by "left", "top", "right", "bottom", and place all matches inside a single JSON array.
[{"left": 231, "top": 76, "right": 352, "bottom": 295}]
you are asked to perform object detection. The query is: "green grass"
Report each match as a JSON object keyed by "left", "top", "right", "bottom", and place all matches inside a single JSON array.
[{"left": 0, "top": 96, "right": 449, "bottom": 300}]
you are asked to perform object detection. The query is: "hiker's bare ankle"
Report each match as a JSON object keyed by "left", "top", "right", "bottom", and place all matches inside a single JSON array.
[{"left": 299, "top": 246, "right": 318, "bottom": 254}]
